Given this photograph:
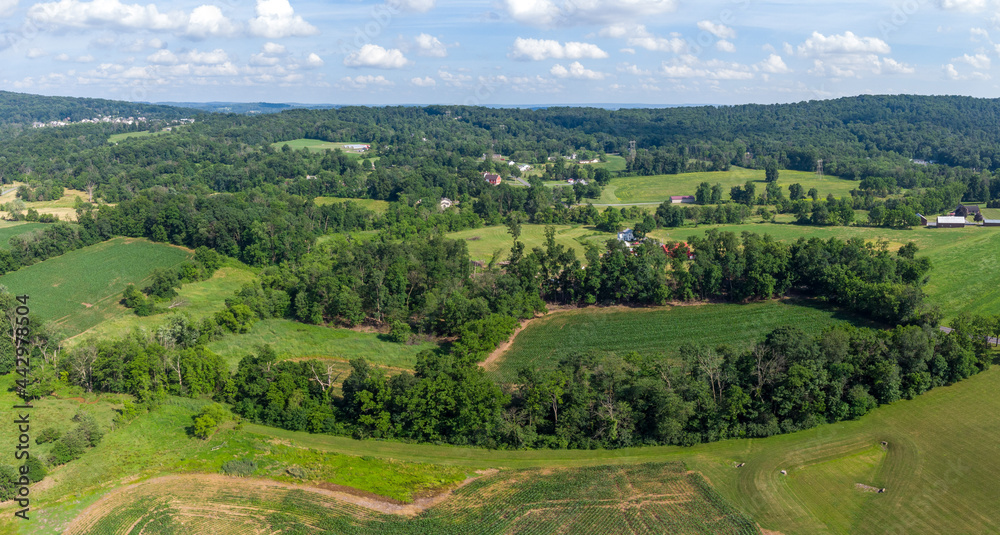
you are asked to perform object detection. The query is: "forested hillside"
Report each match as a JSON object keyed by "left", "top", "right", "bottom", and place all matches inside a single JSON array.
[{"left": 0, "top": 90, "right": 198, "bottom": 125}]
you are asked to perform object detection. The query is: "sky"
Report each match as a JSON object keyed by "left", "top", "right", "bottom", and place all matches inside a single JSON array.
[{"left": 1, "top": 0, "right": 1000, "bottom": 105}]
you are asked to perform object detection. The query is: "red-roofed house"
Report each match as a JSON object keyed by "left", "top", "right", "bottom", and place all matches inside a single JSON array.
[
  {"left": 670, "top": 195, "right": 696, "bottom": 204},
  {"left": 483, "top": 172, "right": 502, "bottom": 186}
]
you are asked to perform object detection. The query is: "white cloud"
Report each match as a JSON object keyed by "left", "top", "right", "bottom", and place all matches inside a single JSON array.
[
  {"left": 415, "top": 33, "right": 448, "bottom": 57},
  {"left": 147, "top": 49, "right": 178, "bottom": 64},
  {"left": 0, "top": 0, "right": 17, "bottom": 17},
  {"left": 661, "top": 57, "right": 754, "bottom": 80},
  {"left": 602, "top": 24, "right": 686, "bottom": 53},
  {"left": 697, "top": 20, "right": 735, "bottom": 39},
  {"left": 344, "top": 44, "right": 410, "bottom": 68},
  {"left": 305, "top": 53, "right": 324, "bottom": 67},
  {"left": 757, "top": 54, "right": 790, "bottom": 74},
  {"left": 186, "top": 5, "right": 238, "bottom": 38},
  {"left": 945, "top": 63, "right": 961, "bottom": 79},
  {"left": 716, "top": 40, "right": 735, "bottom": 53},
  {"left": 264, "top": 42, "right": 286, "bottom": 55},
  {"left": 797, "top": 31, "right": 891, "bottom": 56},
  {"left": 411, "top": 76, "right": 436, "bottom": 87},
  {"left": 617, "top": 62, "right": 650, "bottom": 75},
  {"left": 249, "top": 0, "right": 318, "bottom": 38},
  {"left": 26, "top": 48, "right": 46, "bottom": 58},
  {"left": 28, "top": 0, "right": 186, "bottom": 30},
  {"left": 503, "top": 0, "right": 677, "bottom": 28},
  {"left": 938, "top": 0, "right": 987, "bottom": 11},
  {"left": 954, "top": 52, "right": 990, "bottom": 69},
  {"left": 184, "top": 48, "right": 229, "bottom": 65},
  {"left": 338, "top": 74, "right": 393, "bottom": 89},
  {"left": 550, "top": 61, "right": 606, "bottom": 80},
  {"left": 398, "top": 0, "right": 434, "bottom": 12},
  {"left": 438, "top": 69, "right": 471, "bottom": 86},
  {"left": 509, "top": 37, "right": 608, "bottom": 60},
  {"left": 881, "top": 57, "right": 915, "bottom": 74},
  {"left": 54, "top": 52, "right": 95, "bottom": 62}
]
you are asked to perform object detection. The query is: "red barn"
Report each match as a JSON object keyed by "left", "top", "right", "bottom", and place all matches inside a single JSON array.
[{"left": 483, "top": 172, "right": 501, "bottom": 186}]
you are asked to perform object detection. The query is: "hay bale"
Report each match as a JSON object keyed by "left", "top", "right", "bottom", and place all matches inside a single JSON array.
[{"left": 780, "top": 470, "right": 787, "bottom": 475}]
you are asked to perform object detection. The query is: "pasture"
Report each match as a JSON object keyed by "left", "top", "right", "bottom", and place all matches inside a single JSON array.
[
  {"left": 69, "top": 265, "right": 257, "bottom": 345},
  {"left": 446, "top": 223, "right": 611, "bottom": 263},
  {"left": 0, "top": 237, "right": 192, "bottom": 336},
  {"left": 206, "top": 318, "right": 437, "bottom": 371},
  {"left": 595, "top": 166, "right": 858, "bottom": 205},
  {"left": 314, "top": 196, "right": 391, "bottom": 213},
  {"left": 272, "top": 138, "right": 373, "bottom": 156},
  {"left": 487, "top": 301, "right": 867, "bottom": 383},
  {"left": 0, "top": 184, "right": 92, "bottom": 222},
  {"left": 0, "top": 221, "right": 50, "bottom": 249},
  {"left": 59, "top": 461, "right": 757, "bottom": 535}
]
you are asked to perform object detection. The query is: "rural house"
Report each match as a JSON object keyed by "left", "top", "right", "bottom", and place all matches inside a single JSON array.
[
  {"left": 483, "top": 172, "right": 502, "bottom": 186},
  {"left": 617, "top": 228, "right": 635, "bottom": 241},
  {"left": 955, "top": 204, "right": 981, "bottom": 217},
  {"left": 670, "top": 195, "right": 696, "bottom": 204}
]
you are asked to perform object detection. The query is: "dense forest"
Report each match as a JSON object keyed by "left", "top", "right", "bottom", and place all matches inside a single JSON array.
[{"left": 5, "top": 92, "right": 1000, "bottom": 451}]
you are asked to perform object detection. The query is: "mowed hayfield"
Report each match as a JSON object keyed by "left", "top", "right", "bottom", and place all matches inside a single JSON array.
[
  {"left": 650, "top": 221, "right": 1000, "bottom": 321},
  {"left": 314, "top": 196, "right": 391, "bottom": 213},
  {"left": 60, "top": 462, "right": 757, "bottom": 535},
  {"left": 272, "top": 138, "right": 374, "bottom": 156},
  {"left": 487, "top": 301, "right": 868, "bottom": 383},
  {"left": 69, "top": 265, "right": 257, "bottom": 345},
  {"left": 0, "top": 237, "right": 192, "bottom": 336},
  {"left": 0, "top": 221, "right": 51, "bottom": 248},
  {"left": 446, "top": 224, "right": 611, "bottom": 263},
  {"left": 595, "top": 167, "right": 858, "bottom": 205},
  {"left": 0, "top": 184, "right": 94, "bottom": 222},
  {"left": 206, "top": 318, "right": 437, "bottom": 371}
]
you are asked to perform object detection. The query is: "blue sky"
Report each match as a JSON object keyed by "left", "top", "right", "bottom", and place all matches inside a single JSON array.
[{"left": 0, "top": 0, "right": 998, "bottom": 105}]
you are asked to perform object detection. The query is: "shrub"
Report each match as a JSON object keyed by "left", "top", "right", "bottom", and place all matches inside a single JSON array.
[
  {"left": 221, "top": 459, "right": 257, "bottom": 477},
  {"left": 0, "top": 465, "right": 17, "bottom": 501},
  {"left": 286, "top": 465, "right": 308, "bottom": 479},
  {"left": 23, "top": 457, "right": 46, "bottom": 483},
  {"left": 388, "top": 319, "right": 412, "bottom": 344},
  {"left": 35, "top": 427, "right": 62, "bottom": 445}
]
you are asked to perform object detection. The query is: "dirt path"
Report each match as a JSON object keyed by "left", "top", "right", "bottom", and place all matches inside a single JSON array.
[
  {"left": 64, "top": 470, "right": 498, "bottom": 531},
  {"left": 479, "top": 305, "right": 580, "bottom": 370}
]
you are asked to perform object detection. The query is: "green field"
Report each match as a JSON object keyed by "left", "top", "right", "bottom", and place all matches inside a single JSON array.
[
  {"left": 315, "top": 196, "right": 391, "bottom": 213},
  {"left": 206, "top": 318, "right": 437, "bottom": 371},
  {"left": 62, "top": 462, "right": 757, "bottom": 535},
  {"left": 488, "top": 301, "right": 868, "bottom": 382},
  {"left": 0, "top": 221, "right": 50, "bottom": 249},
  {"left": 69, "top": 265, "right": 257, "bottom": 345},
  {"left": 0, "top": 237, "right": 192, "bottom": 336},
  {"left": 272, "top": 138, "right": 373, "bottom": 156},
  {"left": 595, "top": 167, "right": 859, "bottom": 205},
  {"left": 446, "top": 224, "right": 612, "bottom": 263}
]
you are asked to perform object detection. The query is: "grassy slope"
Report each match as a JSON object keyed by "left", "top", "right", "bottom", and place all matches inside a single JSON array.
[
  {"left": 206, "top": 318, "right": 437, "bottom": 371},
  {"left": 314, "top": 196, "right": 391, "bottom": 213},
  {"left": 650, "top": 221, "right": 1000, "bottom": 321},
  {"left": 68, "top": 266, "right": 257, "bottom": 346},
  {"left": 596, "top": 167, "right": 857, "bottom": 204},
  {"left": 0, "top": 221, "right": 49, "bottom": 249},
  {"left": 0, "top": 237, "right": 192, "bottom": 336},
  {"left": 235, "top": 364, "right": 1000, "bottom": 534},
  {"left": 489, "top": 301, "right": 869, "bottom": 382},
  {"left": 446, "top": 224, "right": 610, "bottom": 263},
  {"left": 271, "top": 139, "right": 372, "bottom": 156}
]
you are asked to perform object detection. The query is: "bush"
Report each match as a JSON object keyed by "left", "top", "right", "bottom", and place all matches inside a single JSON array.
[
  {"left": 285, "top": 465, "right": 308, "bottom": 479},
  {"left": 221, "top": 459, "right": 257, "bottom": 477},
  {"left": 23, "top": 457, "right": 46, "bottom": 483},
  {"left": 388, "top": 319, "right": 412, "bottom": 344},
  {"left": 72, "top": 412, "right": 103, "bottom": 447},
  {"left": 50, "top": 432, "right": 86, "bottom": 465},
  {"left": 35, "top": 427, "right": 62, "bottom": 445},
  {"left": 0, "top": 465, "right": 17, "bottom": 501},
  {"left": 191, "top": 403, "right": 232, "bottom": 439}
]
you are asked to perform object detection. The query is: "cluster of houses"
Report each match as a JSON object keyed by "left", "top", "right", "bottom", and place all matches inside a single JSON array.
[
  {"left": 616, "top": 228, "right": 696, "bottom": 259},
  {"left": 919, "top": 204, "right": 1000, "bottom": 227},
  {"left": 343, "top": 144, "right": 370, "bottom": 153}
]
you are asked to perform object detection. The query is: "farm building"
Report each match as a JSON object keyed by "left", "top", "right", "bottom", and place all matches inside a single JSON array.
[
  {"left": 984, "top": 219, "right": 1000, "bottom": 227},
  {"left": 483, "top": 172, "right": 502, "bottom": 186},
  {"left": 917, "top": 213, "right": 928, "bottom": 226},
  {"left": 937, "top": 216, "right": 968, "bottom": 228},
  {"left": 617, "top": 228, "right": 635, "bottom": 241},
  {"left": 344, "top": 144, "right": 370, "bottom": 152},
  {"left": 955, "top": 204, "right": 981, "bottom": 217},
  {"left": 670, "top": 195, "right": 696, "bottom": 204},
  {"left": 439, "top": 198, "right": 453, "bottom": 209}
]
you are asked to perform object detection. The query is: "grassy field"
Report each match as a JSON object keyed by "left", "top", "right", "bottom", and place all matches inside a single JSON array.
[
  {"left": 0, "top": 237, "right": 192, "bottom": 336},
  {"left": 206, "top": 318, "right": 437, "bottom": 371},
  {"left": 68, "top": 266, "right": 257, "bottom": 346},
  {"left": 488, "top": 301, "right": 868, "bottom": 382},
  {"left": 650, "top": 220, "right": 1000, "bottom": 321},
  {"left": 446, "top": 224, "right": 612, "bottom": 263},
  {"left": 595, "top": 167, "right": 858, "bottom": 205},
  {"left": 314, "top": 196, "right": 391, "bottom": 213},
  {"left": 0, "top": 221, "right": 50, "bottom": 248},
  {"left": 272, "top": 139, "right": 373, "bottom": 156},
  {"left": 61, "top": 462, "right": 758, "bottom": 535},
  {"left": 0, "top": 184, "right": 92, "bottom": 222}
]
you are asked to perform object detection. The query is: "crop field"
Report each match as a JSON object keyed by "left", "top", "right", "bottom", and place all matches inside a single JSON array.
[
  {"left": 650, "top": 220, "right": 1000, "bottom": 321},
  {"left": 446, "top": 223, "right": 611, "bottom": 263},
  {"left": 315, "top": 196, "right": 391, "bottom": 213},
  {"left": 0, "top": 237, "right": 192, "bottom": 336},
  {"left": 206, "top": 318, "right": 437, "bottom": 370},
  {"left": 272, "top": 138, "right": 374, "bottom": 156},
  {"left": 595, "top": 167, "right": 858, "bottom": 205},
  {"left": 0, "top": 184, "right": 93, "bottom": 222},
  {"left": 0, "top": 221, "right": 49, "bottom": 248},
  {"left": 487, "top": 301, "right": 867, "bottom": 382},
  {"left": 69, "top": 266, "right": 257, "bottom": 346},
  {"left": 60, "top": 462, "right": 758, "bottom": 535}
]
